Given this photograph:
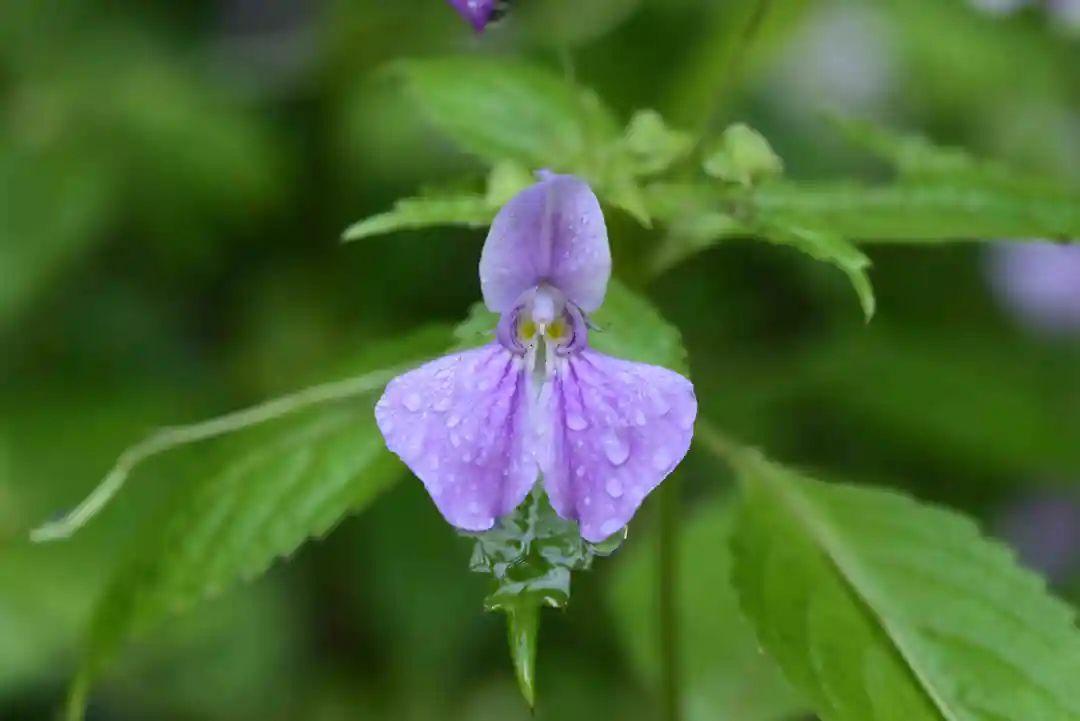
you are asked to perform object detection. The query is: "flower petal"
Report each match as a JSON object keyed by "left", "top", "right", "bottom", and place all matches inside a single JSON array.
[
  {"left": 375, "top": 344, "right": 537, "bottom": 532},
  {"left": 479, "top": 173, "right": 611, "bottom": 313},
  {"left": 537, "top": 350, "right": 697, "bottom": 542},
  {"left": 446, "top": 0, "right": 497, "bottom": 32}
]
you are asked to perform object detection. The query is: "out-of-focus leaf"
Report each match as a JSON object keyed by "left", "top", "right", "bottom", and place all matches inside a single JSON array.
[
  {"left": 393, "top": 57, "right": 650, "bottom": 223},
  {"left": 801, "top": 330, "right": 1080, "bottom": 476},
  {"left": 705, "top": 431, "right": 1080, "bottom": 721},
  {"left": 703, "top": 123, "right": 784, "bottom": 187},
  {"left": 395, "top": 57, "right": 619, "bottom": 176},
  {"left": 622, "top": 110, "right": 693, "bottom": 177},
  {"left": 66, "top": 327, "right": 452, "bottom": 719},
  {"left": 608, "top": 492, "right": 807, "bottom": 721}
]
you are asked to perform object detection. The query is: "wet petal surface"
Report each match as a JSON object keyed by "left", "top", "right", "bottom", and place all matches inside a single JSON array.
[
  {"left": 537, "top": 349, "right": 697, "bottom": 542},
  {"left": 480, "top": 174, "right": 611, "bottom": 314},
  {"left": 375, "top": 345, "right": 537, "bottom": 532}
]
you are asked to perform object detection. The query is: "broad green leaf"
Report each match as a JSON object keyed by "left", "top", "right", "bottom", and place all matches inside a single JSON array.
[
  {"left": 342, "top": 194, "right": 494, "bottom": 241},
  {"left": 394, "top": 57, "right": 620, "bottom": 177},
  {"left": 393, "top": 57, "right": 650, "bottom": 223},
  {"left": 66, "top": 327, "right": 452, "bottom": 719},
  {"left": 709, "top": 432, "right": 1080, "bottom": 721},
  {"left": 607, "top": 493, "right": 806, "bottom": 721}
]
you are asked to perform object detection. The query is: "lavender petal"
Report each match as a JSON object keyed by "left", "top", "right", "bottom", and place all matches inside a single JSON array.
[
  {"left": 375, "top": 344, "right": 536, "bottom": 532},
  {"left": 480, "top": 173, "right": 611, "bottom": 314},
  {"left": 536, "top": 350, "right": 697, "bottom": 542}
]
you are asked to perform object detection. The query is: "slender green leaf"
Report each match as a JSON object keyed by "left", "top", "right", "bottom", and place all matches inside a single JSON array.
[
  {"left": 342, "top": 194, "right": 494, "bottom": 241},
  {"left": 706, "top": 431, "right": 1080, "bottom": 721},
  {"left": 608, "top": 492, "right": 807, "bottom": 721},
  {"left": 66, "top": 327, "right": 452, "bottom": 719}
]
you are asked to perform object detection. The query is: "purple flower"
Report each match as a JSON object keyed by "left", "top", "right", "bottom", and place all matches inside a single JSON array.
[
  {"left": 987, "top": 241, "right": 1080, "bottom": 334},
  {"left": 447, "top": 0, "right": 498, "bottom": 32},
  {"left": 375, "top": 173, "right": 697, "bottom": 542}
]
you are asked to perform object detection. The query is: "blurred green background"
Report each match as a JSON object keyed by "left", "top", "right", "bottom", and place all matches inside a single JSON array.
[{"left": 2, "top": 1, "right": 1078, "bottom": 719}]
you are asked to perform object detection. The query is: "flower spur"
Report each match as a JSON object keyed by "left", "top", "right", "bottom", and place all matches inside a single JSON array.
[{"left": 375, "top": 172, "right": 696, "bottom": 542}]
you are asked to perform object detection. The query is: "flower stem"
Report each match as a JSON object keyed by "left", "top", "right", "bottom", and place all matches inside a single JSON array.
[{"left": 658, "top": 473, "right": 681, "bottom": 721}]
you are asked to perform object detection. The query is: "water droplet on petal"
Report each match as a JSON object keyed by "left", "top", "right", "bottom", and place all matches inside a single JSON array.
[
  {"left": 462, "top": 451, "right": 473, "bottom": 463},
  {"left": 566, "top": 413, "right": 589, "bottom": 431},
  {"left": 433, "top": 396, "right": 451, "bottom": 412},
  {"left": 403, "top": 393, "right": 422, "bottom": 412},
  {"left": 575, "top": 465, "right": 586, "bottom": 478},
  {"left": 652, "top": 448, "right": 672, "bottom": 472},
  {"left": 468, "top": 501, "right": 482, "bottom": 515},
  {"left": 633, "top": 409, "right": 647, "bottom": 427},
  {"left": 447, "top": 413, "right": 461, "bottom": 428},
  {"left": 602, "top": 431, "right": 630, "bottom": 466},
  {"left": 605, "top": 478, "right": 623, "bottom": 498},
  {"left": 450, "top": 432, "right": 461, "bottom": 448},
  {"left": 601, "top": 519, "right": 622, "bottom": 537}
]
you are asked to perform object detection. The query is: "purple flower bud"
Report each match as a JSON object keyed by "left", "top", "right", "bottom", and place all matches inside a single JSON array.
[
  {"left": 447, "top": 0, "right": 498, "bottom": 32},
  {"left": 375, "top": 173, "right": 697, "bottom": 542},
  {"left": 987, "top": 241, "right": 1080, "bottom": 334}
]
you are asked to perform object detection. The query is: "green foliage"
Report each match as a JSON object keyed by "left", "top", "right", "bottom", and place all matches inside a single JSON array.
[
  {"left": 608, "top": 493, "right": 806, "bottom": 721},
  {"left": 621, "top": 110, "right": 694, "bottom": 177},
  {"left": 65, "top": 327, "right": 452, "bottom": 719},
  {"left": 343, "top": 193, "right": 494, "bottom": 241},
  {"left": 391, "top": 57, "right": 650, "bottom": 222},
  {"left": 470, "top": 490, "right": 623, "bottom": 707},
  {"left": 703, "top": 123, "right": 783, "bottom": 187},
  {"left": 714, "top": 435, "right": 1080, "bottom": 721}
]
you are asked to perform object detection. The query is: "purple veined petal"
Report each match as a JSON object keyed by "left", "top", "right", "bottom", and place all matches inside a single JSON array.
[
  {"left": 375, "top": 344, "right": 537, "bottom": 532},
  {"left": 446, "top": 0, "right": 497, "bottom": 32},
  {"left": 536, "top": 350, "right": 697, "bottom": 542},
  {"left": 480, "top": 173, "right": 611, "bottom": 314}
]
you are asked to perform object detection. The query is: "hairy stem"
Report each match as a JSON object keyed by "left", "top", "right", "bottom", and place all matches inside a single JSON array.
[{"left": 658, "top": 473, "right": 682, "bottom": 721}]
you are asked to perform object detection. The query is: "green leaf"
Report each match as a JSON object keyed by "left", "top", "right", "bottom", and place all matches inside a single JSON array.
[
  {"left": 392, "top": 57, "right": 651, "bottom": 224},
  {"left": 394, "top": 57, "right": 620, "bottom": 178},
  {"left": 342, "top": 193, "right": 494, "bottom": 241},
  {"left": 607, "top": 492, "right": 807, "bottom": 721},
  {"left": 622, "top": 110, "right": 694, "bottom": 177},
  {"left": 66, "top": 327, "right": 452, "bottom": 720},
  {"left": 703, "top": 123, "right": 784, "bottom": 187},
  {"left": 469, "top": 489, "right": 624, "bottom": 708},
  {"left": 709, "top": 432, "right": 1080, "bottom": 721}
]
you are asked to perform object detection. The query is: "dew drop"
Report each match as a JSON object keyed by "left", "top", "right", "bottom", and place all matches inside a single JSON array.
[
  {"left": 605, "top": 478, "right": 623, "bottom": 498},
  {"left": 447, "top": 413, "right": 461, "bottom": 428},
  {"left": 403, "top": 393, "right": 422, "bottom": 412},
  {"left": 575, "top": 465, "right": 586, "bottom": 478},
  {"left": 462, "top": 451, "right": 473, "bottom": 463},
  {"left": 633, "top": 409, "right": 647, "bottom": 427},
  {"left": 652, "top": 448, "right": 672, "bottom": 472},
  {"left": 468, "top": 501, "right": 482, "bottom": 515},
  {"left": 450, "top": 432, "right": 461, "bottom": 448},
  {"left": 602, "top": 431, "right": 630, "bottom": 466},
  {"left": 433, "top": 396, "right": 451, "bottom": 412},
  {"left": 600, "top": 519, "right": 622, "bottom": 537},
  {"left": 566, "top": 413, "right": 589, "bottom": 431}
]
